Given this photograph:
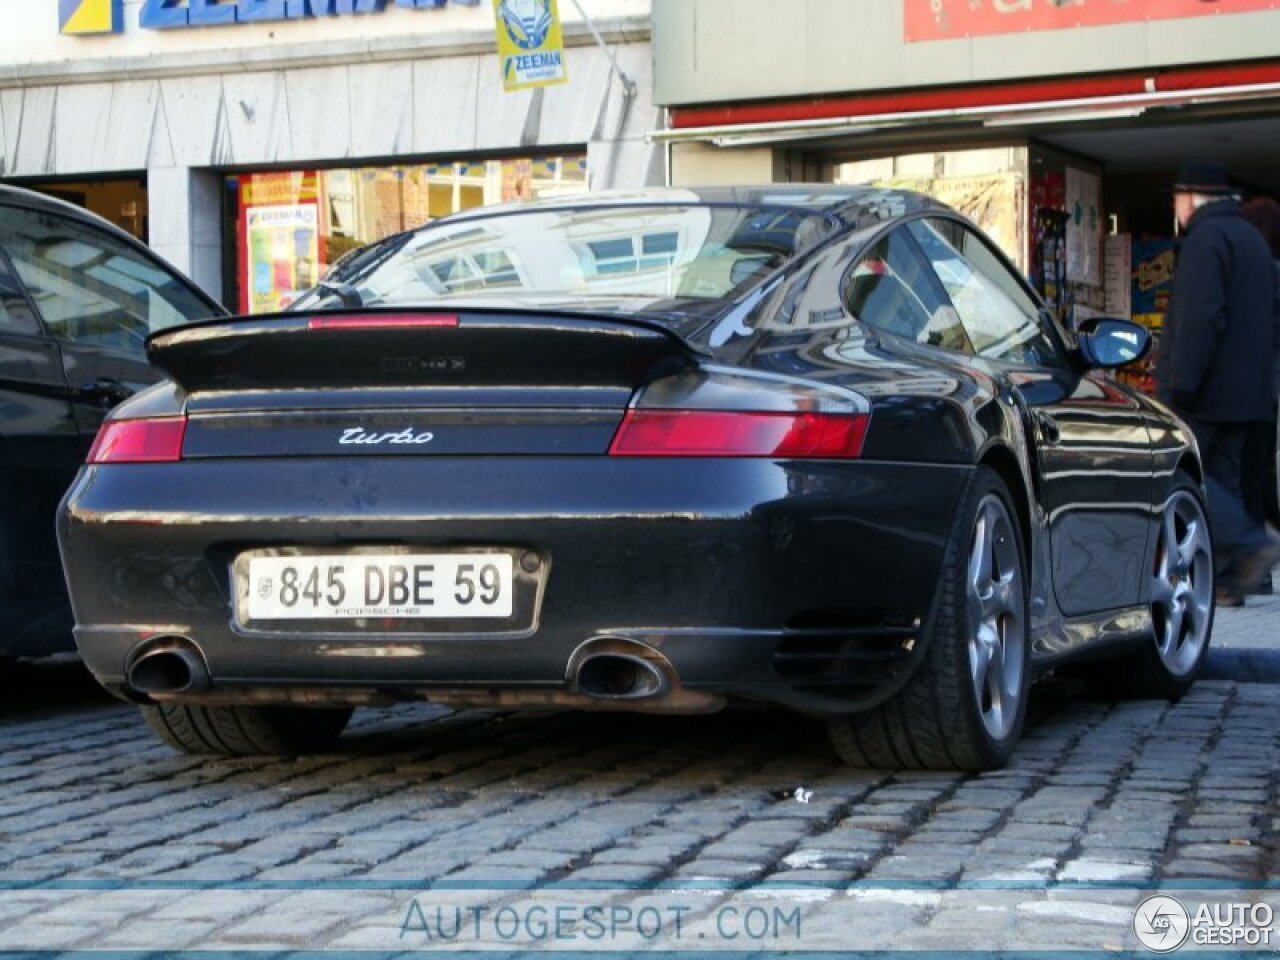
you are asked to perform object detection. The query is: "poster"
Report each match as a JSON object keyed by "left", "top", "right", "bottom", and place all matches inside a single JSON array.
[
  {"left": 493, "top": 0, "right": 567, "bottom": 92},
  {"left": 238, "top": 172, "right": 323, "bottom": 315},
  {"left": 879, "top": 173, "right": 1024, "bottom": 271},
  {"left": 1103, "top": 234, "right": 1131, "bottom": 318},
  {"left": 244, "top": 205, "right": 319, "bottom": 315},
  {"left": 1065, "top": 167, "right": 1101, "bottom": 286}
]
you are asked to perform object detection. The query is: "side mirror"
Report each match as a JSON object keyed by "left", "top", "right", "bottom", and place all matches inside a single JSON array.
[{"left": 1077, "top": 317, "right": 1150, "bottom": 369}]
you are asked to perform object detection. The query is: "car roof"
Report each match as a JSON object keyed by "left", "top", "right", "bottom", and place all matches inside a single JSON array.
[{"left": 441, "top": 184, "right": 946, "bottom": 230}]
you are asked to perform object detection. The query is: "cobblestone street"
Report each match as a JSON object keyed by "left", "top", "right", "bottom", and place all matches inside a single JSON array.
[{"left": 0, "top": 659, "right": 1277, "bottom": 951}]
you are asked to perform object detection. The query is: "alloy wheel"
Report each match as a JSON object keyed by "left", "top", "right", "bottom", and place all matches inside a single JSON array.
[
  {"left": 1150, "top": 490, "right": 1213, "bottom": 677},
  {"left": 966, "top": 494, "right": 1026, "bottom": 741}
]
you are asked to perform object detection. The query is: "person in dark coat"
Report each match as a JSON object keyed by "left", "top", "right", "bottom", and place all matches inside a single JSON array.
[
  {"left": 1156, "top": 161, "right": 1280, "bottom": 606},
  {"left": 1240, "top": 196, "right": 1280, "bottom": 555}
]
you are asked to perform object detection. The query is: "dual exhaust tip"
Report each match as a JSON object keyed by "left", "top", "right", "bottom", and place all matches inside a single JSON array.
[{"left": 125, "top": 635, "right": 677, "bottom": 704}]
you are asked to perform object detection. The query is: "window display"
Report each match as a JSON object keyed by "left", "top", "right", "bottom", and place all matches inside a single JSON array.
[{"left": 231, "top": 155, "right": 587, "bottom": 314}]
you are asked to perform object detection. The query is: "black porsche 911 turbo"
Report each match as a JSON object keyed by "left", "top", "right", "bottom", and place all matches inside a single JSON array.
[{"left": 57, "top": 186, "right": 1214, "bottom": 770}]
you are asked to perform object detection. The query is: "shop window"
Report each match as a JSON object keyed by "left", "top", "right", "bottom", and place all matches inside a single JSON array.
[
  {"left": 230, "top": 154, "right": 588, "bottom": 315},
  {"left": 19, "top": 178, "right": 148, "bottom": 242}
]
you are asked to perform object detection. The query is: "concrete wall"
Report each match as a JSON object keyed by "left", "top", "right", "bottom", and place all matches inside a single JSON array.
[{"left": 653, "top": 0, "right": 1280, "bottom": 106}]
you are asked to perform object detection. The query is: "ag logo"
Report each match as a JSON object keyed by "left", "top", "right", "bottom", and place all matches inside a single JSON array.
[
  {"left": 497, "top": 0, "right": 553, "bottom": 49},
  {"left": 1134, "top": 895, "right": 1190, "bottom": 953},
  {"left": 257, "top": 577, "right": 273, "bottom": 601}
]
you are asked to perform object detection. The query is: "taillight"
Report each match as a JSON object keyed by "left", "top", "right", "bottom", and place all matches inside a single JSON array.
[
  {"left": 87, "top": 417, "right": 187, "bottom": 464},
  {"left": 608, "top": 410, "right": 868, "bottom": 458},
  {"left": 307, "top": 314, "right": 459, "bottom": 330}
]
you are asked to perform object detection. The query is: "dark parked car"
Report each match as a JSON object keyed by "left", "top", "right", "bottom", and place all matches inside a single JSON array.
[
  {"left": 58, "top": 187, "right": 1214, "bottom": 769},
  {"left": 0, "top": 185, "right": 222, "bottom": 659}
]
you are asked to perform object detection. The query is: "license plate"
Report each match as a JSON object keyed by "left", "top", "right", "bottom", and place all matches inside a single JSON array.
[{"left": 245, "top": 553, "right": 514, "bottom": 620}]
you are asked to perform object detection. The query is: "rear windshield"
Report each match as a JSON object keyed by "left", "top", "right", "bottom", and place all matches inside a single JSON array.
[{"left": 292, "top": 204, "right": 836, "bottom": 308}]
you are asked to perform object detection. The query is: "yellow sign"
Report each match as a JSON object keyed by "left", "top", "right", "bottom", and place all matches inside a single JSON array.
[
  {"left": 59, "top": 0, "right": 123, "bottom": 35},
  {"left": 493, "top": 0, "right": 568, "bottom": 92}
]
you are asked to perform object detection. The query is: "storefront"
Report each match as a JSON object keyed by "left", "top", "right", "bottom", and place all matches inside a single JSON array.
[
  {"left": 652, "top": 0, "right": 1280, "bottom": 392},
  {"left": 0, "top": 0, "right": 658, "bottom": 309}
]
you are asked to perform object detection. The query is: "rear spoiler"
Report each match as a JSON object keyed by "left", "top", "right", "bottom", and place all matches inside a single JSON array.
[{"left": 146, "top": 309, "right": 704, "bottom": 393}]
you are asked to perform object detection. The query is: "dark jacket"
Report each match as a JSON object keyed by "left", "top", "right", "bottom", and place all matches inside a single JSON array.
[{"left": 1156, "top": 199, "right": 1277, "bottom": 421}]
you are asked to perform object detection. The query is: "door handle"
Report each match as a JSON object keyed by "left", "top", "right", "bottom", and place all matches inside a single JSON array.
[
  {"left": 80, "top": 377, "right": 135, "bottom": 408},
  {"left": 1033, "top": 411, "right": 1060, "bottom": 443}
]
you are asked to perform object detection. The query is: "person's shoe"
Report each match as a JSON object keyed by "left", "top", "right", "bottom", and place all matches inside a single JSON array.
[
  {"left": 1216, "top": 586, "right": 1245, "bottom": 608},
  {"left": 1236, "top": 537, "right": 1280, "bottom": 596},
  {"left": 1250, "top": 572, "right": 1273, "bottom": 596}
]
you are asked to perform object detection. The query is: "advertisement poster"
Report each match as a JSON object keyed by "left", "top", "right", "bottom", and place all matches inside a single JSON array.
[
  {"left": 905, "top": 0, "right": 1278, "bottom": 43},
  {"left": 881, "top": 173, "right": 1024, "bottom": 271},
  {"left": 238, "top": 172, "right": 323, "bottom": 315},
  {"left": 1065, "top": 167, "right": 1101, "bottom": 286},
  {"left": 1104, "top": 233, "right": 1132, "bottom": 318},
  {"left": 1131, "top": 239, "right": 1176, "bottom": 318},
  {"left": 244, "top": 205, "right": 319, "bottom": 315},
  {"left": 493, "top": 0, "right": 567, "bottom": 92}
]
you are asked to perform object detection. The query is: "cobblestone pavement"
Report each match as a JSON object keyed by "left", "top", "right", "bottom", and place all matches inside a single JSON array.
[{"left": 0, "top": 659, "right": 1277, "bottom": 952}]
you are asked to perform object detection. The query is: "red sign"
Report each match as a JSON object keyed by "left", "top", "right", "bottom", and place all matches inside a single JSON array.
[{"left": 905, "top": 0, "right": 1278, "bottom": 43}]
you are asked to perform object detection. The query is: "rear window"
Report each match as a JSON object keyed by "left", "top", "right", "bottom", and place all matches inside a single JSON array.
[{"left": 292, "top": 204, "right": 836, "bottom": 309}]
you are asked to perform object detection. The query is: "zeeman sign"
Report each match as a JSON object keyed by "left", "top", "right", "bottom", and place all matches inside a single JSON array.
[{"left": 59, "top": 0, "right": 478, "bottom": 36}]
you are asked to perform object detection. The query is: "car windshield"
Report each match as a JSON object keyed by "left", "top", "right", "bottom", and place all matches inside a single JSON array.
[{"left": 292, "top": 204, "right": 837, "bottom": 309}]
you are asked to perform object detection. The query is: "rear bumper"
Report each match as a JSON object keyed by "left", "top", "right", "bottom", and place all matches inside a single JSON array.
[{"left": 59, "top": 456, "right": 972, "bottom": 714}]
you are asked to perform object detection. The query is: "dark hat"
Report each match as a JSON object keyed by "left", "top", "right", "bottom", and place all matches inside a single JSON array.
[{"left": 1174, "top": 160, "right": 1235, "bottom": 196}]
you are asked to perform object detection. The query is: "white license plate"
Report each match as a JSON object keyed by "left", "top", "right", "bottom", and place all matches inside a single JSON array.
[{"left": 245, "top": 554, "right": 514, "bottom": 620}]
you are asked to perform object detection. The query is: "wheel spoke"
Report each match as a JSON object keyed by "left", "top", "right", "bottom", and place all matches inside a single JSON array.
[
  {"left": 969, "top": 511, "right": 993, "bottom": 592},
  {"left": 1163, "top": 602, "right": 1186, "bottom": 656},
  {"left": 970, "top": 626, "right": 994, "bottom": 695},
  {"left": 1176, "top": 517, "right": 1203, "bottom": 573}
]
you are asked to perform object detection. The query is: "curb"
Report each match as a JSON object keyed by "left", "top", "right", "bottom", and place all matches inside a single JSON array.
[{"left": 1203, "top": 648, "right": 1280, "bottom": 683}]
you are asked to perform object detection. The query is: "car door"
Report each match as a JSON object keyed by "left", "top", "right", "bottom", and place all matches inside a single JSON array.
[
  {"left": 905, "top": 216, "right": 1155, "bottom": 618},
  {"left": 0, "top": 241, "right": 80, "bottom": 654},
  {"left": 0, "top": 203, "right": 221, "bottom": 445}
]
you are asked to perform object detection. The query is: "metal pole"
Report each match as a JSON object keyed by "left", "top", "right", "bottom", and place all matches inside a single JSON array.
[{"left": 565, "top": 0, "right": 637, "bottom": 99}]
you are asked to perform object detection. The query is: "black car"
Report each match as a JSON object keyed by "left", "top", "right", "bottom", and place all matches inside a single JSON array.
[
  {"left": 0, "top": 185, "right": 223, "bottom": 660},
  {"left": 57, "top": 187, "right": 1214, "bottom": 770}
]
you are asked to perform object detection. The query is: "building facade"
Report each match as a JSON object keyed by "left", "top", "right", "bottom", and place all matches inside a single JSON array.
[
  {"left": 1, "top": 0, "right": 660, "bottom": 309},
  {"left": 652, "top": 0, "right": 1280, "bottom": 388}
]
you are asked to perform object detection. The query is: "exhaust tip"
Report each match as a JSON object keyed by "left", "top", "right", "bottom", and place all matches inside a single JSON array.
[
  {"left": 569, "top": 638, "right": 672, "bottom": 701},
  {"left": 127, "top": 638, "right": 210, "bottom": 695},
  {"left": 577, "top": 655, "right": 665, "bottom": 699}
]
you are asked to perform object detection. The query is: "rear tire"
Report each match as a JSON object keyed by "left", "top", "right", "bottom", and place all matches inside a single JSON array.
[
  {"left": 140, "top": 703, "right": 352, "bottom": 756},
  {"left": 827, "top": 466, "right": 1030, "bottom": 771}
]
